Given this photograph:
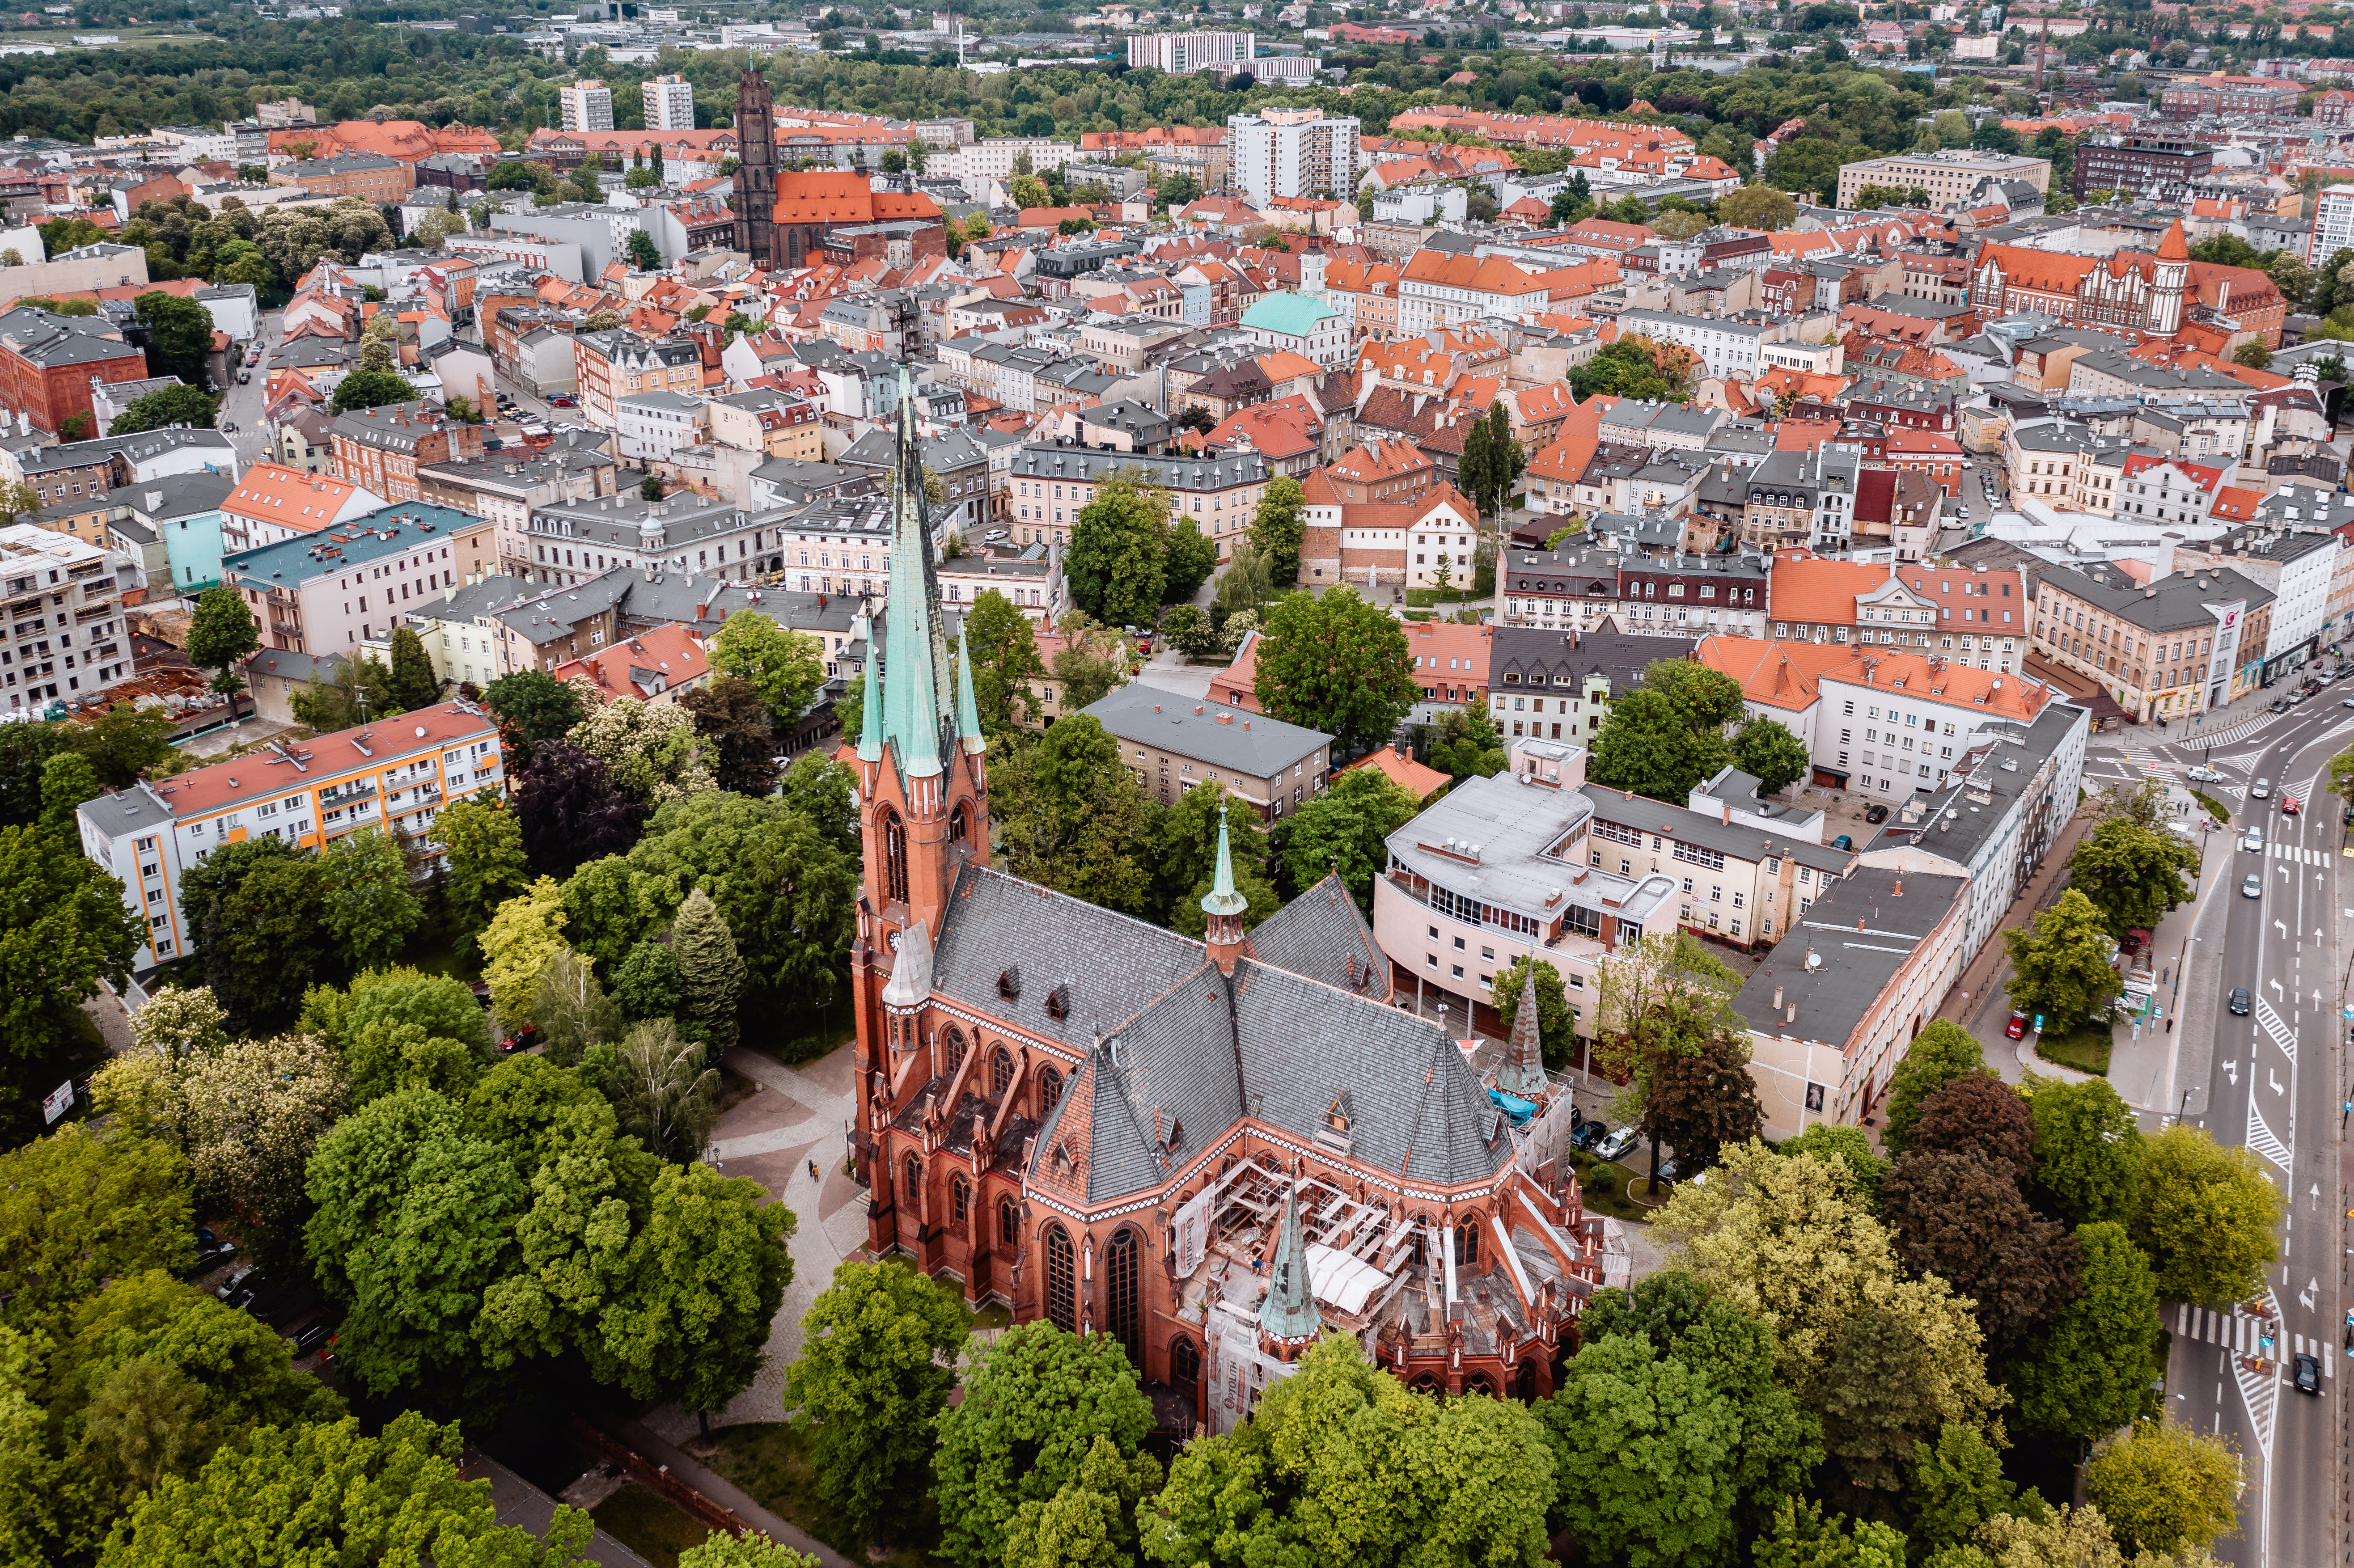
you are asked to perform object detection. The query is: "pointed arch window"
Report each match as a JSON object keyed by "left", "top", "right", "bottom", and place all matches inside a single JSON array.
[
  {"left": 951, "top": 1176, "right": 969, "bottom": 1225},
  {"left": 1037, "top": 1066, "right": 1063, "bottom": 1118},
  {"left": 1045, "top": 1223, "right": 1077, "bottom": 1332},
  {"left": 999, "top": 1197, "right": 1019, "bottom": 1246},
  {"left": 1106, "top": 1228, "right": 1141, "bottom": 1369},
  {"left": 903, "top": 1154, "right": 922, "bottom": 1202},
  {"left": 944, "top": 1027, "right": 967, "bottom": 1077},
  {"left": 881, "top": 807, "right": 909, "bottom": 904},
  {"left": 990, "top": 1047, "right": 1015, "bottom": 1099},
  {"left": 951, "top": 801, "right": 972, "bottom": 844}
]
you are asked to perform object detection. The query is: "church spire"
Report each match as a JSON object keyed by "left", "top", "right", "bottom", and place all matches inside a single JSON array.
[
  {"left": 1258, "top": 1175, "right": 1321, "bottom": 1350},
  {"left": 1201, "top": 801, "right": 1249, "bottom": 974},
  {"left": 1498, "top": 962, "right": 1547, "bottom": 1099},
  {"left": 880, "top": 363, "right": 944, "bottom": 778},
  {"left": 855, "top": 633, "right": 884, "bottom": 765},
  {"left": 954, "top": 628, "right": 985, "bottom": 754}
]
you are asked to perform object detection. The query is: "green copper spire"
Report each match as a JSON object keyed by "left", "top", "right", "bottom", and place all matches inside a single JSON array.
[
  {"left": 855, "top": 631, "right": 884, "bottom": 765},
  {"left": 1257, "top": 1177, "right": 1320, "bottom": 1343},
  {"left": 1200, "top": 802, "right": 1248, "bottom": 921},
  {"left": 954, "top": 628, "right": 985, "bottom": 754},
  {"left": 880, "top": 363, "right": 943, "bottom": 778}
]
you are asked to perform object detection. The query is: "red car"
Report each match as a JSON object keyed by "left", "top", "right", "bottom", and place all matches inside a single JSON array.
[
  {"left": 546, "top": 394, "right": 576, "bottom": 407},
  {"left": 2281, "top": 796, "right": 2300, "bottom": 816},
  {"left": 2005, "top": 1012, "right": 2030, "bottom": 1040}
]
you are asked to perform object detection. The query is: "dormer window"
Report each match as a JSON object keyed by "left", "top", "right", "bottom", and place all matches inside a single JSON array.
[{"left": 1046, "top": 983, "right": 1071, "bottom": 1022}]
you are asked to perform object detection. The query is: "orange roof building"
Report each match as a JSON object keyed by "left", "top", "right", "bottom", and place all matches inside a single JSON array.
[
  {"left": 1968, "top": 218, "right": 2286, "bottom": 349},
  {"left": 1696, "top": 635, "right": 1859, "bottom": 718},
  {"left": 548, "top": 623, "right": 711, "bottom": 704},
  {"left": 220, "top": 464, "right": 381, "bottom": 552},
  {"left": 1340, "top": 744, "right": 1451, "bottom": 802},
  {"left": 266, "top": 119, "right": 500, "bottom": 163}
]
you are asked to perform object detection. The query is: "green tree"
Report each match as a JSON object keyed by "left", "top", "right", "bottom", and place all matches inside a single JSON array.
[
  {"left": 483, "top": 669, "right": 588, "bottom": 767},
  {"left": 2003, "top": 890, "right": 2122, "bottom": 1035},
  {"left": 1881, "top": 1020, "right": 1986, "bottom": 1155},
  {"left": 1005, "top": 1434, "right": 1164, "bottom": 1568},
  {"left": 1538, "top": 1335, "right": 1733, "bottom": 1564},
  {"left": 1782, "top": 1124, "right": 1888, "bottom": 1209},
  {"left": 671, "top": 885, "right": 747, "bottom": 1052},
  {"left": 626, "top": 227, "right": 662, "bottom": 267},
  {"left": 2130, "top": 1124, "right": 2282, "bottom": 1304},
  {"left": 992, "top": 717, "right": 1159, "bottom": 916},
  {"left": 1277, "top": 761, "right": 1421, "bottom": 906},
  {"left": 479, "top": 877, "right": 570, "bottom": 1033},
  {"left": 0, "top": 722, "right": 71, "bottom": 827},
  {"left": 438, "top": 794, "right": 530, "bottom": 945},
  {"left": 2082, "top": 1422, "right": 2238, "bottom": 1559},
  {"left": 935, "top": 1320, "right": 1156, "bottom": 1568},
  {"left": 0, "top": 1124, "right": 192, "bottom": 1336},
  {"left": 1147, "top": 1332, "right": 1554, "bottom": 1568},
  {"left": 1903, "top": 1423, "right": 2026, "bottom": 1564},
  {"left": 1425, "top": 708, "right": 1507, "bottom": 779},
  {"left": 964, "top": 589, "right": 1048, "bottom": 732},
  {"left": 1065, "top": 477, "right": 1169, "bottom": 628},
  {"left": 183, "top": 585, "right": 260, "bottom": 718},
  {"left": 99, "top": 1411, "right": 593, "bottom": 1566},
  {"left": 1588, "top": 686, "right": 1733, "bottom": 803},
  {"left": 1154, "top": 780, "right": 1278, "bottom": 936},
  {"left": 1494, "top": 954, "right": 1574, "bottom": 1068},
  {"left": 623, "top": 791, "right": 856, "bottom": 1004},
  {"left": 1904, "top": 1073, "right": 2035, "bottom": 1175},
  {"left": 568, "top": 695, "right": 714, "bottom": 804},
  {"left": 318, "top": 826, "right": 424, "bottom": 972},
  {"left": 1810, "top": 1303, "right": 1943, "bottom": 1509},
  {"left": 1753, "top": 1497, "right": 1907, "bottom": 1568},
  {"left": 386, "top": 626, "right": 440, "bottom": 711},
  {"left": 330, "top": 368, "right": 422, "bottom": 413},
  {"left": 1641, "top": 1030, "right": 1765, "bottom": 1171},
  {"left": 0, "top": 823, "right": 144, "bottom": 1067},
  {"left": 1733, "top": 716, "right": 1811, "bottom": 793},
  {"left": 601, "top": 1017, "right": 719, "bottom": 1162},
  {"left": 1164, "top": 518, "right": 1219, "bottom": 604},
  {"left": 2010, "top": 1221, "right": 2159, "bottom": 1442},
  {"left": 787, "top": 1260, "right": 971, "bottom": 1541},
  {"left": 1251, "top": 585, "right": 1416, "bottom": 754},
  {"left": 1718, "top": 184, "right": 1799, "bottom": 230},
  {"left": 2066, "top": 816, "right": 2199, "bottom": 939},
  {"left": 2024, "top": 1074, "right": 2142, "bottom": 1228},
  {"left": 107, "top": 383, "right": 219, "bottom": 435},
  {"left": 680, "top": 673, "right": 781, "bottom": 797},
  {"left": 612, "top": 938, "right": 684, "bottom": 1023},
  {"left": 529, "top": 949, "right": 620, "bottom": 1066},
  {"left": 39, "top": 749, "right": 100, "bottom": 828},
  {"left": 1651, "top": 1142, "right": 2002, "bottom": 1433},
  {"left": 74, "top": 702, "right": 180, "bottom": 786},
  {"left": 290, "top": 655, "right": 394, "bottom": 731},
  {"left": 133, "top": 290, "right": 215, "bottom": 387},
  {"left": 1879, "top": 1149, "right": 2082, "bottom": 1362},
  {"left": 681, "top": 1531, "right": 821, "bottom": 1568},
  {"left": 709, "top": 609, "right": 826, "bottom": 722},
  {"left": 777, "top": 752, "right": 857, "bottom": 859}
]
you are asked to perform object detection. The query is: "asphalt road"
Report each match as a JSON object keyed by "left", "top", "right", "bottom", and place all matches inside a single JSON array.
[
  {"left": 2086, "top": 691, "right": 2350, "bottom": 1568},
  {"left": 219, "top": 308, "right": 280, "bottom": 469}
]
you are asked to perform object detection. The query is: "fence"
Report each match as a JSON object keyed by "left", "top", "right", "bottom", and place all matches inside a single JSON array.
[{"left": 565, "top": 1416, "right": 754, "bottom": 1542}]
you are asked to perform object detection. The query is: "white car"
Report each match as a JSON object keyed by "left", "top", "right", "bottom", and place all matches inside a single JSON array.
[
  {"left": 2251, "top": 777, "right": 2271, "bottom": 799},
  {"left": 2243, "top": 827, "right": 2263, "bottom": 852},
  {"left": 2186, "top": 766, "right": 2222, "bottom": 783}
]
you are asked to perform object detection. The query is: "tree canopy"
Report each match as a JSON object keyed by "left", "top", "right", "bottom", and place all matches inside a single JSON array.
[{"left": 1250, "top": 585, "right": 1418, "bottom": 755}]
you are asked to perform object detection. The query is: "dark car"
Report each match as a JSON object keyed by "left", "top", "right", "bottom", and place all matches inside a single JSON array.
[
  {"left": 1569, "top": 1119, "right": 1609, "bottom": 1151},
  {"left": 220, "top": 1272, "right": 265, "bottom": 1312},
  {"left": 2230, "top": 988, "right": 2251, "bottom": 1016},
  {"left": 1864, "top": 804, "right": 1889, "bottom": 824},
  {"left": 2294, "top": 1352, "right": 2322, "bottom": 1395},
  {"left": 2269, "top": 697, "right": 2291, "bottom": 713},
  {"left": 1656, "top": 1150, "right": 1709, "bottom": 1184},
  {"left": 286, "top": 1321, "right": 334, "bottom": 1358},
  {"left": 2005, "top": 1012, "right": 2030, "bottom": 1040}
]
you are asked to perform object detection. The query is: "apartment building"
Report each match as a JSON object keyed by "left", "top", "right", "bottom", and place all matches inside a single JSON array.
[
  {"left": 705, "top": 390, "right": 823, "bottom": 462},
  {"left": 0, "top": 523, "right": 134, "bottom": 716},
  {"left": 75, "top": 703, "right": 505, "bottom": 968},
  {"left": 1736, "top": 866, "right": 1969, "bottom": 1138},
  {"left": 1494, "top": 542, "right": 1770, "bottom": 638},
  {"left": 2173, "top": 526, "right": 2341, "bottom": 682},
  {"left": 1812, "top": 652, "right": 2062, "bottom": 801},
  {"left": 328, "top": 402, "right": 490, "bottom": 504},
  {"left": 416, "top": 444, "right": 620, "bottom": 582},
  {"left": 2032, "top": 560, "right": 2272, "bottom": 718},
  {"left": 1127, "top": 29, "right": 1253, "bottom": 72},
  {"left": 1085, "top": 682, "right": 1330, "bottom": 821},
  {"left": 1764, "top": 557, "right": 2030, "bottom": 672},
  {"left": 272, "top": 153, "right": 413, "bottom": 203},
  {"left": 1833, "top": 148, "right": 2051, "bottom": 211},
  {"left": 220, "top": 464, "right": 385, "bottom": 552},
  {"left": 643, "top": 74, "right": 694, "bottom": 131},
  {"left": 573, "top": 330, "right": 704, "bottom": 432},
  {"left": 1005, "top": 443, "right": 1269, "bottom": 554},
  {"left": 1227, "top": 106, "right": 1359, "bottom": 208},
  {"left": 559, "top": 79, "right": 615, "bottom": 134},
  {"left": 616, "top": 391, "right": 709, "bottom": 465},
  {"left": 224, "top": 502, "right": 490, "bottom": 655}
]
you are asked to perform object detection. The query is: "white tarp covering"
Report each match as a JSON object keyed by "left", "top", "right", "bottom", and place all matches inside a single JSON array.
[
  {"left": 1305, "top": 1242, "right": 1388, "bottom": 1315},
  {"left": 1173, "top": 1184, "right": 1216, "bottom": 1280}
]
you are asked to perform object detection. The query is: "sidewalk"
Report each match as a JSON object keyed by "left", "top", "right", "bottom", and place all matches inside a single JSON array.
[
  {"left": 2105, "top": 811, "right": 2230, "bottom": 1123},
  {"left": 1936, "top": 810, "right": 2094, "bottom": 1058},
  {"left": 583, "top": 1408, "right": 859, "bottom": 1568}
]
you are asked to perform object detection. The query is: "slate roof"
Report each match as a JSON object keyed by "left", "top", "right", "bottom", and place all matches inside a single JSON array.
[
  {"left": 1735, "top": 867, "right": 1967, "bottom": 1051},
  {"left": 1245, "top": 872, "right": 1389, "bottom": 1001},
  {"left": 1490, "top": 626, "right": 1683, "bottom": 693},
  {"left": 1084, "top": 683, "right": 1329, "bottom": 776}
]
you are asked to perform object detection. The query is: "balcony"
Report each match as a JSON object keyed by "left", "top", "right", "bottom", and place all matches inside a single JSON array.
[
  {"left": 318, "top": 779, "right": 378, "bottom": 807},
  {"left": 73, "top": 602, "right": 112, "bottom": 623}
]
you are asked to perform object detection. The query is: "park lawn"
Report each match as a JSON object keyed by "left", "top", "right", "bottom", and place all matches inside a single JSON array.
[
  {"left": 591, "top": 1482, "right": 717, "bottom": 1568},
  {"left": 2034, "top": 1024, "right": 2112, "bottom": 1076},
  {"left": 707, "top": 1423, "right": 950, "bottom": 1568},
  {"left": 1565, "top": 1148, "right": 1651, "bottom": 1223}
]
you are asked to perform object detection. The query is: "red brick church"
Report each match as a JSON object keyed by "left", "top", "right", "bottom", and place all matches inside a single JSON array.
[{"left": 842, "top": 369, "right": 1606, "bottom": 1431}]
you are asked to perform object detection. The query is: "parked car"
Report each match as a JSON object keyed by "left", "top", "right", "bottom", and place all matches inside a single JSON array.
[
  {"left": 2252, "top": 777, "right": 2271, "bottom": 799},
  {"left": 2186, "top": 765, "right": 2222, "bottom": 783},
  {"left": 2229, "top": 989, "right": 2251, "bottom": 1016},
  {"left": 1864, "top": 803, "right": 1889, "bottom": 824},
  {"left": 1831, "top": 833, "right": 1853, "bottom": 851},
  {"left": 2294, "top": 1352, "right": 2322, "bottom": 1395},
  {"left": 2343, "top": 697, "right": 2354, "bottom": 709},
  {"left": 983, "top": 528, "right": 1009, "bottom": 543},
  {"left": 2243, "top": 827, "right": 2263, "bottom": 852},
  {"left": 220, "top": 1272, "right": 265, "bottom": 1312},
  {"left": 236, "top": 369, "right": 250, "bottom": 385},
  {"left": 2005, "top": 1012, "right": 2030, "bottom": 1040},
  {"left": 546, "top": 393, "right": 576, "bottom": 407},
  {"left": 1569, "top": 1119, "right": 1608, "bottom": 1151},
  {"left": 2243, "top": 874, "right": 2263, "bottom": 898},
  {"left": 1655, "top": 1150, "right": 1708, "bottom": 1184},
  {"left": 2269, "top": 697, "right": 2291, "bottom": 714},
  {"left": 499, "top": 1026, "right": 538, "bottom": 1055},
  {"left": 286, "top": 1321, "right": 334, "bottom": 1357},
  {"left": 1593, "top": 1126, "right": 1639, "bottom": 1161}
]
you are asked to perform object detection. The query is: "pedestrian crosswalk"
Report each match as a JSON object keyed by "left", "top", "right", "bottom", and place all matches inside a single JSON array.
[
  {"left": 2266, "top": 843, "right": 2337, "bottom": 866},
  {"left": 2173, "top": 1304, "right": 2334, "bottom": 1374}
]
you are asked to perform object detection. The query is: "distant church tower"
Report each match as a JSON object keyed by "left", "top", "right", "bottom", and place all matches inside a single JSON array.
[
  {"left": 2150, "top": 219, "right": 2190, "bottom": 337},
  {"left": 732, "top": 63, "right": 778, "bottom": 269},
  {"left": 846, "top": 367, "right": 988, "bottom": 1194}
]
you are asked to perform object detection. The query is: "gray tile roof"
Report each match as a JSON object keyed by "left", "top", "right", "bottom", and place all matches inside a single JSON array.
[
  {"left": 1490, "top": 627, "right": 1684, "bottom": 693},
  {"left": 1583, "top": 783, "right": 1853, "bottom": 875},
  {"left": 1245, "top": 871, "right": 1387, "bottom": 999},
  {"left": 1084, "top": 683, "right": 1329, "bottom": 778},
  {"left": 2037, "top": 560, "right": 2273, "bottom": 633},
  {"left": 1858, "top": 701, "right": 2083, "bottom": 868},
  {"left": 1735, "top": 867, "right": 1967, "bottom": 1049}
]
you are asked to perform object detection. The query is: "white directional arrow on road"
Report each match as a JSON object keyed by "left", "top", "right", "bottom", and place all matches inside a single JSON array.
[
  {"left": 2270, "top": 1069, "right": 2285, "bottom": 1095},
  {"left": 2275, "top": 920, "right": 2288, "bottom": 937},
  {"left": 2271, "top": 978, "right": 2284, "bottom": 994},
  {"left": 2303, "top": 1278, "right": 2320, "bottom": 1311},
  {"left": 2316, "top": 989, "right": 2326, "bottom": 1006},
  {"left": 2226, "top": 1059, "right": 2240, "bottom": 1086},
  {"left": 2312, "top": 1183, "right": 2322, "bottom": 1200}
]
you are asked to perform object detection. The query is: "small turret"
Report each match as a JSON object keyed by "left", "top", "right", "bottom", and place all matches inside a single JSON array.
[
  {"left": 1257, "top": 1175, "right": 1321, "bottom": 1355},
  {"left": 1201, "top": 802, "right": 1250, "bottom": 975}
]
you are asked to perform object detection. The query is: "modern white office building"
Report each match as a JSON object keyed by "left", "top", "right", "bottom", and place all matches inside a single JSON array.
[{"left": 1127, "top": 29, "right": 1253, "bottom": 73}]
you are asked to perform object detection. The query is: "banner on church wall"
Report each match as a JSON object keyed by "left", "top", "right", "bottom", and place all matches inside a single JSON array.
[{"left": 1173, "top": 1183, "right": 1216, "bottom": 1280}]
